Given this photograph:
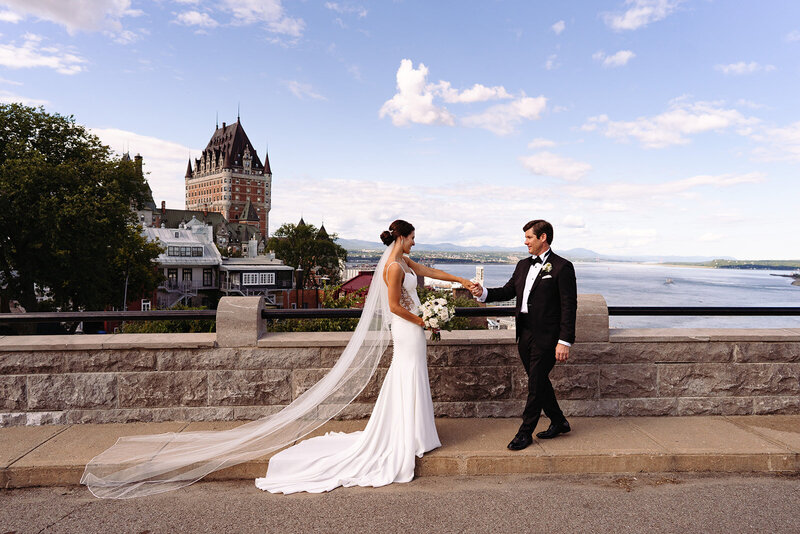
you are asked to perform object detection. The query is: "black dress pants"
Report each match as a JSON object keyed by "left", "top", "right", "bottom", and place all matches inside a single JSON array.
[{"left": 516, "top": 318, "right": 565, "bottom": 435}]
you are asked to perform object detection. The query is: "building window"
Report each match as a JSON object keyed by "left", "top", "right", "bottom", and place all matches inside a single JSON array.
[
  {"left": 183, "top": 269, "right": 192, "bottom": 282},
  {"left": 259, "top": 272, "right": 275, "bottom": 285},
  {"left": 167, "top": 268, "right": 178, "bottom": 286},
  {"left": 174, "top": 231, "right": 180, "bottom": 238},
  {"left": 203, "top": 268, "right": 213, "bottom": 286},
  {"left": 192, "top": 247, "right": 203, "bottom": 257},
  {"left": 141, "top": 299, "right": 151, "bottom": 311}
]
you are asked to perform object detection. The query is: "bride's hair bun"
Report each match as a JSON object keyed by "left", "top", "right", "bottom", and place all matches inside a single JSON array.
[
  {"left": 380, "top": 230, "right": 395, "bottom": 246},
  {"left": 380, "top": 220, "right": 414, "bottom": 247}
]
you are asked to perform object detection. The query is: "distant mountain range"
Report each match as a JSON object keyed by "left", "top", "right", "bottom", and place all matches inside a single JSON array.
[{"left": 335, "top": 238, "right": 734, "bottom": 263}]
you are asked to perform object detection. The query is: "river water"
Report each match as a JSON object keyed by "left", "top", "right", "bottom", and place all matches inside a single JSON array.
[{"left": 433, "top": 262, "right": 800, "bottom": 328}]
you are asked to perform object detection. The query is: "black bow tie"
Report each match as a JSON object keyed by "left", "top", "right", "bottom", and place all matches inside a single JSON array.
[{"left": 530, "top": 256, "right": 542, "bottom": 265}]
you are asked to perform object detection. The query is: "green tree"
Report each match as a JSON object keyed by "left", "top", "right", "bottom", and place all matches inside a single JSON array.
[
  {"left": 266, "top": 222, "right": 348, "bottom": 288},
  {"left": 0, "top": 103, "right": 162, "bottom": 311}
]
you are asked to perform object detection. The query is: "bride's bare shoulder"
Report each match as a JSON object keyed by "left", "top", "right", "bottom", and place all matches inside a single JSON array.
[{"left": 383, "top": 260, "right": 404, "bottom": 282}]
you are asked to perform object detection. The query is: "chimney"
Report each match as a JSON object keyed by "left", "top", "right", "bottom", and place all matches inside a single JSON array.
[
  {"left": 203, "top": 205, "right": 208, "bottom": 216},
  {"left": 161, "top": 200, "right": 166, "bottom": 217},
  {"left": 222, "top": 122, "right": 226, "bottom": 130}
]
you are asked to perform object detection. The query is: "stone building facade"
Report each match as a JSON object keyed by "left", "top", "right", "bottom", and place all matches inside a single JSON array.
[{"left": 185, "top": 119, "right": 272, "bottom": 236}]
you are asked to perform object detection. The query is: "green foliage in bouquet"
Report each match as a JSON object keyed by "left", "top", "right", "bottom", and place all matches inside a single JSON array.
[{"left": 416, "top": 287, "right": 486, "bottom": 330}]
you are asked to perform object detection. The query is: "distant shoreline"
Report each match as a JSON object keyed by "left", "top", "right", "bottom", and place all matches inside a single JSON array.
[{"left": 348, "top": 253, "right": 799, "bottom": 270}]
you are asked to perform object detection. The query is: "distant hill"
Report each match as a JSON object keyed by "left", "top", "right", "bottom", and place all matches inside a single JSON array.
[{"left": 335, "top": 238, "right": 732, "bottom": 263}]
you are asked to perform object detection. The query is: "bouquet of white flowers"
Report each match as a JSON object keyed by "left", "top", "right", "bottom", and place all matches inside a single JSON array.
[{"left": 417, "top": 295, "right": 456, "bottom": 341}]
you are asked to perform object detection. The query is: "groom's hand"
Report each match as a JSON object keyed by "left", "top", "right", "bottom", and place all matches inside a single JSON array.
[
  {"left": 555, "top": 344, "right": 570, "bottom": 362},
  {"left": 470, "top": 283, "right": 483, "bottom": 297}
]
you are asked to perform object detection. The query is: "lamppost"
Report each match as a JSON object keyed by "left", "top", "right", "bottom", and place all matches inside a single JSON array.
[{"left": 295, "top": 268, "right": 303, "bottom": 309}]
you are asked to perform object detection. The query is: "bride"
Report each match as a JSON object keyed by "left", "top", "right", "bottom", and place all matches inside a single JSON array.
[
  {"left": 256, "top": 219, "right": 473, "bottom": 493},
  {"left": 81, "top": 220, "right": 474, "bottom": 498}
]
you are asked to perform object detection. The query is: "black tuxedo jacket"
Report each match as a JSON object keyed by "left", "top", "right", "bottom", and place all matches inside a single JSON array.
[{"left": 486, "top": 251, "right": 577, "bottom": 349}]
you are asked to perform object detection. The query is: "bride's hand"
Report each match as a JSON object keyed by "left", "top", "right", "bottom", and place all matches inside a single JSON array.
[{"left": 461, "top": 278, "right": 476, "bottom": 291}]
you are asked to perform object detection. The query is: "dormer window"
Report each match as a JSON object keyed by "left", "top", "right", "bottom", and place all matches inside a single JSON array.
[{"left": 174, "top": 231, "right": 180, "bottom": 238}]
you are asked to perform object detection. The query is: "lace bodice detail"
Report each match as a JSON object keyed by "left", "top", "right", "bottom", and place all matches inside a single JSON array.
[{"left": 389, "top": 261, "right": 420, "bottom": 313}]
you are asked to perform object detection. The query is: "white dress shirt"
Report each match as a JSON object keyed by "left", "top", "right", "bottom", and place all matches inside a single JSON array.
[{"left": 478, "top": 248, "right": 570, "bottom": 347}]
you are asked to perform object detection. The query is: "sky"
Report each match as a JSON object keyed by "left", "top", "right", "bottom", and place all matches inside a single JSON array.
[{"left": 1, "top": 0, "right": 799, "bottom": 259}]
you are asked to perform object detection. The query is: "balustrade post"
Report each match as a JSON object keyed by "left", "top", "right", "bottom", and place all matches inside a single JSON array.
[
  {"left": 216, "top": 296, "right": 266, "bottom": 347},
  {"left": 576, "top": 294, "right": 609, "bottom": 342}
]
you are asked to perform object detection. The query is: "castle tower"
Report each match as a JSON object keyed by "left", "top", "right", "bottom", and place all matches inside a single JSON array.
[{"left": 185, "top": 118, "right": 272, "bottom": 236}]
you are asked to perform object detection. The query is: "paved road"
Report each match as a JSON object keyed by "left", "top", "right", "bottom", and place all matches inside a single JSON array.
[{"left": 2, "top": 473, "right": 799, "bottom": 533}]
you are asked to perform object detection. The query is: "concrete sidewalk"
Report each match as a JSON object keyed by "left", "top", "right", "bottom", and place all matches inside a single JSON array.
[{"left": 2, "top": 416, "right": 799, "bottom": 489}]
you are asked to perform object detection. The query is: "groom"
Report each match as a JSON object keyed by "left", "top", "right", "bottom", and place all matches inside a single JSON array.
[{"left": 472, "top": 220, "right": 577, "bottom": 450}]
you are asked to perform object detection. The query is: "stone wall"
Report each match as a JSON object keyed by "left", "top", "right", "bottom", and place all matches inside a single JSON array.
[{"left": 2, "top": 327, "right": 799, "bottom": 426}]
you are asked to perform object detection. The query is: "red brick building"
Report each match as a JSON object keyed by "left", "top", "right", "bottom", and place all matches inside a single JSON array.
[{"left": 185, "top": 118, "right": 272, "bottom": 236}]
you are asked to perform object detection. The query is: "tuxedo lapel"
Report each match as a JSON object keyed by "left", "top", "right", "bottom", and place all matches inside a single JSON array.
[
  {"left": 516, "top": 260, "right": 531, "bottom": 295},
  {"left": 528, "top": 251, "right": 554, "bottom": 299}
]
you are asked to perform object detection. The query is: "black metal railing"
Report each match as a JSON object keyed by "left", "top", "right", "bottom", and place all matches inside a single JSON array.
[
  {"left": 261, "top": 306, "right": 800, "bottom": 320},
  {"left": 0, "top": 310, "right": 216, "bottom": 324},
  {"left": 2, "top": 306, "right": 800, "bottom": 325}
]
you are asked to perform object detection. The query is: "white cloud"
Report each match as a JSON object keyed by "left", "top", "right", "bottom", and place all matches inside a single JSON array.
[
  {"left": 380, "top": 59, "right": 546, "bottom": 135},
  {"left": 698, "top": 232, "right": 722, "bottom": 242},
  {"left": 462, "top": 95, "right": 547, "bottom": 135},
  {"left": 222, "top": 0, "right": 304, "bottom": 37},
  {"left": 0, "top": 0, "right": 135, "bottom": 32},
  {"left": 582, "top": 99, "right": 758, "bottom": 148},
  {"left": 324, "top": 2, "right": 367, "bottom": 18},
  {"left": 379, "top": 59, "right": 455, "bottom": 127},
  {"left": 91, "top": 127, "right": 202, "bottom": 209},
  {"left": 610, "top": 227, "right": 658, "bottom": 248},
  {"left": 528, "top": 137, "right": 556, "bottom": 149},
  {"left": 269, "top": 175, "right": 555, "bottom": 248},
  {"left": 785, "top": 30, "right": 800, "bottom": 42},
  {"left": 562, "top": 215, "right": 585, "bottom": 228},
  {"left": 285, "top": 80, "right": 327, "bottom": 101},
  {"left": 593, "top": 49, "right": 636, "bottom": 67},
  {"left": 174, "top": 11, "right": 219, "bottom": 28},
  {"left": 545, "top": 54, "right": 558, "bottom": 70},
  {"left": 0, "top": 76, "right": 22, "bottom": 85},
  {"left": 566, "top": 172, "right": 765, "bottom": 200},
  {"left": 551, "top": 20, "right": 565, "bottom": 35},
  {"left": 520, "top": 151, "right": 591, "bottom": 181},
  {"left": 604, "top": 0, "right": 683, "bottom": 31},
  {"left": 106, "top": 28, "right": 141, "bottom": 44},
  {"left": 0, "top": 34, "right": 87, "bottom": 75},
  {"left": 0, "top": 90, "right": 48, "bottom": 106},
  {"left": 431, "top": 81, "right": 512, "bottom": 103},
  {"left": 0, "top": 10, "right": 22, "bottom": 23},
  {"left": 715, "top": 62, "right": 776, "bottom": 75},
  {"left": 750, "top": 121, "right": 800, "bottom": 162}
]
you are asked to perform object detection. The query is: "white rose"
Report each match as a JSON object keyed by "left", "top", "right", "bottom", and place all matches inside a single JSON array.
[{"left": 429, "top": 318, "right": 439, "bottom": 329}]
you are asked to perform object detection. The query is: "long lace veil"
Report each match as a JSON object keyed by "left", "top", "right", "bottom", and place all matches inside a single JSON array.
[{"left": 81, "top": 244, "right": 396, "bottom": 499}]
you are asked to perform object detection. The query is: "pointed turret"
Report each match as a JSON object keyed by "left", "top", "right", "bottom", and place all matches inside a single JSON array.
[
  {"left": 185, "top": 159, "right": 193, "bottom": 178},
  {"left": 240, "top": 199, "right": 260, "bottom": 222},
  {"left": 263, "top": 148, "right": 272, "bottom": 174},
  {"left": 317, "top": 223, "right": 329, "bottom": 239},
  {"left": 298, "top": 216, "right": 306, "bottom": 227}
]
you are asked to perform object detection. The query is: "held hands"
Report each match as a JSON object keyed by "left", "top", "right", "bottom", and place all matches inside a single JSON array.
[
  {"left": 469, "top": 282, "right": 484, "bottom": 298},
  {"left": 460, "top": 278, "right": 477, "bottom": 293}
]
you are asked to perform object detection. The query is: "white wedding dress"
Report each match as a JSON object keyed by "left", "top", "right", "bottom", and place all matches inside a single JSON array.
[{"left": 255, "top": 261, "right": 441, "bottom": 494}]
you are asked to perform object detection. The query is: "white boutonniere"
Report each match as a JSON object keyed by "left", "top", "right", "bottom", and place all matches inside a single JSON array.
[{"left": 542, "top": 262, "right": 552, "bottom": 273}]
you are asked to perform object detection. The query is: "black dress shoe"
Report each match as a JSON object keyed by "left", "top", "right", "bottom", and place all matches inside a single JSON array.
[
  {"left": 536, "top": 421, "right": 571, "bottom": 440},
  {"left": 507, "top": 432, "right": 533, "bottom": 450}
]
